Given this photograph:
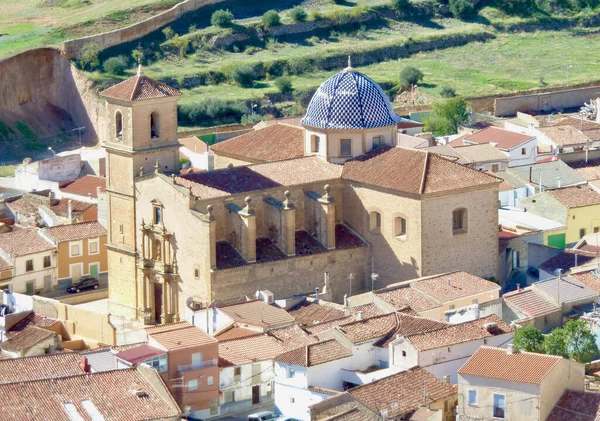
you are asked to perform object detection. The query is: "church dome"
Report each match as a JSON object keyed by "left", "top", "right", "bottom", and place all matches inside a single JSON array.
[{"left": 301, "top": 67, "right": 400, "bottom": 130}]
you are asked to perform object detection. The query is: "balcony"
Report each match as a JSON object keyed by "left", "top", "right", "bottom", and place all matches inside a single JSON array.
[{"left": 177, "top": 358, "right": 218, "bottom": 373}]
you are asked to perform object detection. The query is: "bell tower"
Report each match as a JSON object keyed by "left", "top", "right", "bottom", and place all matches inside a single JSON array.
[{"left": 100, "top": 66, "right": 181, "bottom": 318}]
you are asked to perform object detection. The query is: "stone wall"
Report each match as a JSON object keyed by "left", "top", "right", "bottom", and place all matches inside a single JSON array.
[{"left": 62, "top": 0, "right": 226, "bottom": 59}]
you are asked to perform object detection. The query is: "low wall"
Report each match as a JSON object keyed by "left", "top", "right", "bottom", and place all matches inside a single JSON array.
[
  {"left": 59, "top": 289, "right": 109, "bottom": 305},
  {"left": 62, "top": 0, "right": 226, "bottom": 59}
]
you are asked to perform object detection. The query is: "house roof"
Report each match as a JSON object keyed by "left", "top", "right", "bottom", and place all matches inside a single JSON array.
[
  {"left": 276, "top": 339, "right": 352, "bottom": 367},
  {"left": 539, "top": 250, "right": 597, "bottom": 274},
  {"left": 210, "top": 124, "right": 305, "bottom": 162},
  {"left": 175, "top": 156, "right": 342, "bottom": 199},
  {"left": 256, "top": 116, "right": 304, "bottom": 129},
  {"left": 374, "top": 314, "right": 448, "bottom": 348},
  {"left": 572, "top": 162, "right": 600, "bottom": 181},
  {"left": 507, "top": 160, "right": 587, "bottom": 190},
  {"left": 42, "top": 221, "right": 107, "bottom": 243},
  {"left": 405, "top": 315, "right": 512, "bottom": 351},
  {"left": 458, "top": 346, "right": 563, "bottom": 384},
  {"left": 100, "top": 72, "right": 181, "bottom": 101},
  {"left": 219, "top": 333, "right": 286, "bottom": 366},
  {"left": 305, "top": 315, "right": 357, "bottom": 335},
  {"left": 494, "top": 170, "right": 527, "bottom": 189},
  {"left": 570, "top": 271, "right": 600, "bottom": 294},
  {"left": 375, "top": 285, "right": 440, "bottom": 312},
  {"left": 114, "top": 344, "right": 166, "bottom": 365},
  {"left": 342, "top": 146, "right": 500, "bottom": 195},
  {"left": 1, "top": 326, "right": 56, "bottom": 353},
  {"left": 0, "top": 353, "right": 83, "bottom": 384},
  {"left": 503, "top": 287, "right": 560, "bottom": 319},
  {"left": 217, "top": 300, "right": 295, "bottom": 328},
  {"left": 287, "top": 299, "right": 347, "bottom": 326},
  {"left": 60, "top": 175, "right": 106, "bottom": 198},
  {"left": 214, "top": 326, "right": 258, "bottom": 341},
  {"left": 539, "top": 125, "right": 591, "bottom": 147},
  {"left": 409, "top": 271, "right": 500, "bottom": 302},
  {"left": 0, "top": 368, "right": 180, "bottom": 420},
  {"left": 336, "top": 313, "right": 399, "bottom": 344},
  {"left": 460, "top": 126, "right": 535, "bottom": 150},
  {"left": 419, "top": 144, "right": 471, "bottom": 165},
  {"left": 6, "top": 313, "right": 60, "bottom": 337},
  {"left": 499, "top": 207, "right": 565, "bottom": 231},
  {"left": 453, "top": 143, "right": 509, "bottom": 163},
  {"left": 397, "top": 134, "right": 430, "bottom": 149},
  {"left": 348, "top": 303, "right": 386, "bottom": 319},
  {"left": 267, "top": 324, "right": 317, "bottom": 351},
  {"left": 534, "top": 276, "right": 599, "bottom": 303},
  {"left": 0, "top": 226, "right": 55, "bottom": 256},
  {"left": 547, "top": 389, "right": 600, "bottom": 421},
  {"left": 548, "top": 185, "right": 600, "bottom": 208},
  {"left": 347, "top": 366, "right": 456, "bottom": 419},
  {"left": 146, "top": 321, "right": 216, "bottom": 350},
  {"left": 0, "top": 256, "right": 12, "bottom": 272}
]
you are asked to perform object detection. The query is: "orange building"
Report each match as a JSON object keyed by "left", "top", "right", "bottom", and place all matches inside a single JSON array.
[{"left": 41, "top": 221, "right": 107, "bottom": 283}]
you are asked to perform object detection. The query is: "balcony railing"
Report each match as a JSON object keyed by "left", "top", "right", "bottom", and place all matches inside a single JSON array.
[{"left": 177, "top": 358, "right": 218, "bottom": 373}]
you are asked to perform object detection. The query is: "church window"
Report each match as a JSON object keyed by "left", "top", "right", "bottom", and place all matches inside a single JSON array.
[
  {"left": 372, "top": 136, "right": 383, "bottom": 149},
  {"left": 310, "top": 135, "right": 320, "bottom": 153},
  {"left": 115, "top": 112, "right": 123, "bottom": 139},
  {"left": 340, "top": 139, "right": 352, "bottom": 156},
  {"left": 152, "top": 239, "right": 162, "bottom": 261},
  {"left": 394, "top": 217, "right": 407, "bottom": 238},
  {"left": 153, "top": 206, "right": 162, "bottom": 225},
  {"left": 452, "top": 208, "right": 467, "bottom": 234},
  {"left": 369, "top": 211, "right": 381, "bottom": 233},
  {"left": 150, "top": 112, "right": 160, "bottom": 139}
]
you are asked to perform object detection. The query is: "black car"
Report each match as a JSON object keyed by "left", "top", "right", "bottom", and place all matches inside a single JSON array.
[{"left": 67, "top": 276, "right": 100, "bottom": 293}]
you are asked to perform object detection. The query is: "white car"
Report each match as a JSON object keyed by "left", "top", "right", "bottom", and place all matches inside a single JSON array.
[{"left": 247, "top": 411, "right": 279, "bottom": 421}]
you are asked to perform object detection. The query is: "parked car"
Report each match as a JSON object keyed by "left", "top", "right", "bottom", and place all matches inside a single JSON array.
[
  {"left": 67, "top": 276, "right": 100, "bottom": 293},
  {"left": 276, "top": 418, "right": 300, "bottom": 421},
  {"left": 248, "top": 412, "right": 279, "bottom": 421}
]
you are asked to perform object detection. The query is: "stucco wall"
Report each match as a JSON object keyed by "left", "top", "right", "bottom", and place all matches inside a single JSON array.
[{"left": 55, "top": 236, "right": 108, "bottom": 280}]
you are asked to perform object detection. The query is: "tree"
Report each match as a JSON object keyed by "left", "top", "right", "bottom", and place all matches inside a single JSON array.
[
  {"left": 399, "top": 66, "right": 424, "bottom": 89},
  {"left": 440, "top": 85, "right": 457, "bottom": 98},
  {"left": 449, "top": 0, "right": 475, "bottom": 19},
  {"left": 262, "top": 10, "right": 281, "bottom": 28},
  {"left": 423, "top": 114, "right": 452, "bottom": 136},
  {"left": 230, "top": 65, "right": 257, "bottom": 88},
  {"left": 211, "top": 9, "right": 234, "bottom": 27},
  {"left": 288, "top": 6, "right": 308, "bottom": 22},
  {"left": 544, "top": 328, "right": 569, "bottom": 358},
  {"left": 162, "top": 26, "right": 175, "bottom": 40},
  {"left": 424, "top": 96, "right": 469, "bottom": 135},
  {"left": 170, "top": 35, "right": 190, "bottom": 58},
  {"left": 392, "top": 0, "right": 412, "bottom": 13},
  {"left": 513, "top": 325, "right": 544, "bottom": 353},
  {"left": 79, "top": 42, "right": 100, "bottom": 71},
  {"left": 275, "top": 76, "right": 293, "bottom": 93},
  {"left": 132, "top": 47, "right": 144, "bottom": 65},
  {"left": 103, "top": 56, "right": 129, "bottom": 75},
  {"left": 564, "top": 320, "right": 599, "bottom": 363}
]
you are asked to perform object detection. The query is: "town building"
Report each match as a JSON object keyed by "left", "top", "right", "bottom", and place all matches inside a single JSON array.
[
  {"left": 507, "top": 159, "right": 587, "bottom": 193},
  {"left": 0, "top": 352, "right": 85, "bottom": 383},
  {"left": 59, "top": 175, "right": 106, "bottom": 203},
  {"left": 100, "top": 66, "right": 501, "bottom": 324},
  {"left": 496, "top": 170, "right": 531, "bottom": 207},
  {"left": 546, "top": 389, "right": 600, "bottom": 421},
  {"left": 40, "top": 221, "right": 107, "bottom": 286},
  {"left": 179, "top": 135, "right": 214, "bottom": 171},
  {"left": 457, "top": 346, "right": 584, "bottom": 421},
  {"left": 453, "top": 143, "right": 510, "bottom": 172},
  {"left": 498, "top": 227, "right": 543, "bottom": 286},
  {"left": 5, "top": 191, "right": 97, "bottom": 227},
  {"left": 499, "top": 206, "right": 566, "bottom": 249}
]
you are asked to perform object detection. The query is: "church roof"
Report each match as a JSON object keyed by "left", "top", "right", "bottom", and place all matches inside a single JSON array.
[
  {"left": 100, "top": 70, "right": 181, "bottom": 101},
  {"left": 342, "top": 146, "right": 501, "bottom": 194},
  {"left": 301, "top": 68, "right": 400, "bottom": 130}
]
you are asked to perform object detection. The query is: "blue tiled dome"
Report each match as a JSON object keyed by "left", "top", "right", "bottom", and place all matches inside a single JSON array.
[{"left": 301, "top": 69, "right": 400, "bottom": 130}]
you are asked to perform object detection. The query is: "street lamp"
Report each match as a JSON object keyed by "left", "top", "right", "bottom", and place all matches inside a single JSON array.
[
  {"left": 48, "top": 146, "right": 56, "bottom": 157},
  {"left": 566, "top": 65, "right": 572, "bottom": 89}
]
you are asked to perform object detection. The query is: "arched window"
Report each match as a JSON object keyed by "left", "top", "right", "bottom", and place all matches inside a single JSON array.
[
  {"left": 394, "top": 216, "right": 407, "bottom": 238},
  {"left": 369, "top": 211, "right": 381, "bottom": 233},
  {"left": 150, "top": 112, "right": 160, "bottom": 139},
  {"left": 310, "top": 135, "right": 320, "bottom": 153},
  {"left": 452, "top": 208, "right": 467, "bottom": 234},
  {"left": 115, "top": 111, "right": 123, "bottom": 139}
]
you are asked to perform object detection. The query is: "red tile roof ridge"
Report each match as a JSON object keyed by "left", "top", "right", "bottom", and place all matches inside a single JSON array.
[
  {"left": 100, "top": 74, "right": 181, "bottom": 101},
  {"left": 144, "top": 320, "right": 191, "bottom": 333},
  {"left": 217, "top": 331, "right": 270, "bottom": 343},
  {"left": 0, "top": 366, "right": 131, "bottom": 386}
]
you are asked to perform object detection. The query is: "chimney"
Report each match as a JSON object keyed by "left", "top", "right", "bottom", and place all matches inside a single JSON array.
[
  {"left": 575, "top": 253, "right": 578, "bottom": 267},
  {"left": 557, "top": 176, "right": 561, "bottom": 188},
  {"left": 79, "top": 356, "right": 91, "bottom": 373},
  {"left": 517, "top": 283, "right": 520, "bottom": 292},
  {"left": 314, "top": 287, "right": 320, "bottom": 303},
  {"left": 357, "top": 311, "right": 364, "bottom": 321},
  {"left": 507, "top": 344, "right": 515, "bottom": 355},
  {"left": 67, "top": 199, "right": 73, "bottom": 224},
  {"left": 343, "top": 294, "right": 348, "bottom": 307}
]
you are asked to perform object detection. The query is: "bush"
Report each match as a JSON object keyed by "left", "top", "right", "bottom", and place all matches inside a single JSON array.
[
  {"left": 103, "top": 55, "right": 129, "bottom": 75},
  {"left": 170, "top": 35, "right": 190, "bottom": 58},
  {"left": 448, "top": 0, "right": 475, "bottom": 19},
  {"left": 230, "top": 65, "right": 257, "bottom": 87},
  {"left": 440, "top": 85, "right": 457, "bottom": 98},
  {"left": 211, "top": 9, "right": 234, "bottom": 27},
  {"left": 275, "top": 76, "right": 293, "bottom": 93},
  {"left": 79, "top": 42, "right": 100, "bottom": 71},
  {"left": 288, "top": 6, "right": 308, "bottom": 22},
  {"left": 392, "top": 0, "right": 412, "bottom": 11},
  {"left": 399, "top": 66, "right": 424, "bottom": 88},
  {"left": 162, "top": 26, "right": 175, "bottom": 40},
  {"left": 178, "top": 98, "right": 247, "bottom": 125},
  {"left": 262, "top": 10, "right": 281, "bottom": 28}
]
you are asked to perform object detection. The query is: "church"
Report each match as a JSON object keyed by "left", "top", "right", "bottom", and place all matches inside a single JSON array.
[{"left": 100, "top": 63, "right": 500, "bottom": 323}]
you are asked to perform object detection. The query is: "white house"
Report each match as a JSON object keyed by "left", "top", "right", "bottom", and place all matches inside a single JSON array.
[
  {"left": 274, "top": 339, "right": 353, "bottom": 420},
  {"left": 0, "top": 227, "right": 56, "bottom": 294},
  {"left": 390, "top": 314, "right": 514, "bottom": 384},
  {"left": 179, "top": 136, "right": 214, "bottom": 171}
]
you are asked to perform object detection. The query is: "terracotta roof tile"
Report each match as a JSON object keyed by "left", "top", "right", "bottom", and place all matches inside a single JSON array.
[
  {"left": 0, "top": 353, "right": 83, "bottom": 384},
  {"left": 374, "top": 314, "right": 448, "bottom": 348},
  {"left": 1, "top": 325, "right": 56, "bottom": 354},
  {"left": 572, "top": 163, "right": 600, "bottom": 181},
  {"left": 217, "top": 300, "right": 295, "bottom": 329},
  {"left": 100, "top": 74, "right": 181, "bottom": 101},
  {"left": 548, "top": 185, "right": 600, "bottom": 208},
  {"left": 308, "top": 386, "right": 342, "bottom": 396},
  {"left": 305, "top": 315, "right": 357, "bottom": 335},
  {"left": 375, "top": 285, "right": 440, "bottom": 312},
  {"left": 214, "top": 326, "right": 259, "bottom": 341},
  {"left": 268, "top": 324, "right": 317, "bottom": 350},
  {"left": 0, "top": 256, "right": 12, "bottom": 271},
  {"left": 458, "top": 346, "right": 563, "bottom": 384},
  {"left": 287, "top": 300, "right": 347, "bottom": 326},
  {"left": 5, "top": 313, "right": 60, "bottom": 339},
  {"left": 348, "top": 367, "right": 456, "bottom": 419},
  {"left": 60, "top": 175, "right": 106, "bottom": 198},
  {"left": 547, "top": 389, "right": 600, "bottom": 421},
  {"left": 50, "top": 198, "right": 94, "bottom": 214},
  {"left": 0, "top": 368, "right": 180, "bottom": 420},
  {"left": 146, "top": 321, "right": 216, "bottom": 350},
  {"left": 176, "top": 156, "right": 342, "bottom": 199},
  {"left": 114, "top": 344, "right": 166, "bottom": 365},
  {"left": 539, "top": 250, "right": 597, "bottom": 273},
  {"left": 539, "top": 125, "right": 591, "bottom": 147},
  {"left": 453, "top": 143, "right": 509, "bottom": 162},
  {"left": 276, "top": 339, "right": 352, "bottom": 367},
  {"left": 347, "top": 303, "right": 386, "bottom": 319},
  {"left": 42, "top": 221, "right": 106, "bottom": 243},
  {"left": 211, "top": 124, "right": 305, "bottom": 162},
  {"left": 406, "top": 314, "right": 512, "bottom": 351},
  {"left": 570, "top": 271, "right": 600, "bottom": 294},
  {"left": 503, "top": 287, "right": 560, "bottom": 319},
  {"left": 337, "top": 313, "right": 399, "bottom": 344},
  {"left": 259, "top": 117, "right": 304, "bottom": 128},
  {"left": 0, "top": 227, "right": 55, "bottom": 256},
  {"left": 219, "top": 333, "right": 285, "bottom": 366},
  {"left": 410, "top": 271, "right": 500, "bottom": 302},
  {"left": 462, "top": 126, "right": 535, "bottom": 150}
]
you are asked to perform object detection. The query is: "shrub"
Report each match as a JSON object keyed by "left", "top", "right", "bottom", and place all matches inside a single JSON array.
[
  {"left": 211, "top": 9, "right": 234, "bottom": 27},
  {"left": 399, "top": 66, "right": 424, "bottom": 88},
  {"left": 440, "top": 85, "right": 457, "bottom": 98},
  {"left": 262, "top": 10, "right": 281, "bottom": 28},
  {"left": 448, "top": 0, "right": 475, "bottom": 19},
  {"left": 178, "top": 98, "right": 247, "bottom": 125},
  {"left": 392, "top": 0, "right": 411, "bottom": 10},
  {"left": 171, "top": 35, "right": 190, "bottom": 58},
  {"left": 289, "top": 6, "right": 308, "bottom": 22},
  {"left": 79, "top": 42, "right": 100, "bottom": 71},
  {"left": 230, "top": 65, "right": 257, "bottom": 87},
  {"left": 245, "top": 46, "right": 261, "bottom": 55},
  {"left": 162, "top": 26, "right": 175, "bottom": 40},
  {"left": 275, "top": 76, "right": 293, "bottom": 93},
  {"left": 103, "top": 55, "right": 129, "bottom": 75},
  {"left": 309, "top": 10, "right": 323, "bottom": 20}
]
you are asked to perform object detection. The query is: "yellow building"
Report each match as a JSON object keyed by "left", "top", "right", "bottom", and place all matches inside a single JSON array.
[{"left": 41, "top": 221, "right": 108, "bottom": 282}]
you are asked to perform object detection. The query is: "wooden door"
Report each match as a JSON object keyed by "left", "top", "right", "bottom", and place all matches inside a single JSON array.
[{"left": 252, "top": 385, "right": 260, "bottom": 405}]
